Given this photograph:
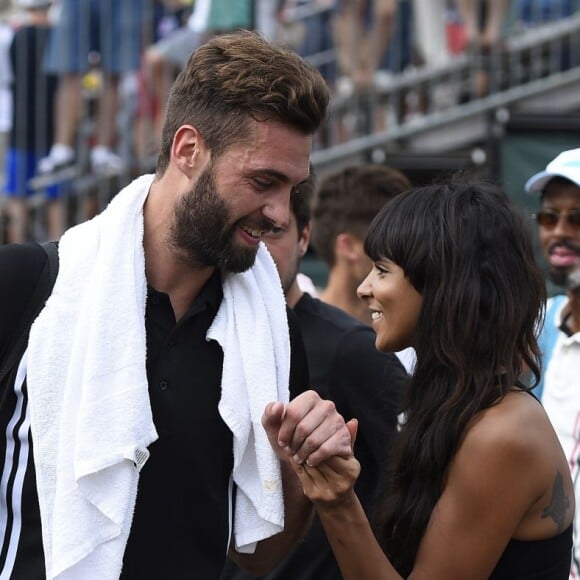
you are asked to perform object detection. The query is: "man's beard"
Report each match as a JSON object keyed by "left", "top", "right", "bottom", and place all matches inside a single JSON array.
[
  {"left": 546, "top": 240, "right": 580, "bottom": 289},
  {"left": 548, "top": 266, "right": 571, "bottom": 288},
  {"left": 550, "top": 265, "right": 580, "bottom": 292},
  {"left": 280, "top": 258, "right": 300, "bottom": 297},
  {"left": 169, "top": 166, "right": 267, "bottom": 273}
]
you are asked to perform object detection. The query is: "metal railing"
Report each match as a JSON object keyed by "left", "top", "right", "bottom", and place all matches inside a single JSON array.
[
  {"left": 1, "top": 1, "right": 580, "bottom": 243},
  {"left": 310, "top": 10, "right": 580, "bottom": 171}
]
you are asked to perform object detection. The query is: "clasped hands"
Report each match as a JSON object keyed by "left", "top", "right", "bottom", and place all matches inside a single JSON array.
[{"left": 262, "top": 389, "right": 361, "bottom": 505}]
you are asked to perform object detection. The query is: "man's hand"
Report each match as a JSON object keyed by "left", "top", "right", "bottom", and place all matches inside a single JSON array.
[
  {"left": 292, "top": 418, "right": 361, "bottom": 508},
  {"left": 231, "top": 393, "right": 356, "bottom": 574},
  {"left": 262, "top": 390, "right": 353, "bottom": 467}
]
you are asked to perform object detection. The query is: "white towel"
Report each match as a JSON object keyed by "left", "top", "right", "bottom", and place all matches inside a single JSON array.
[
  {"left": 208, "top": 242, "right": 290, "bottom": 554},
  {"left": 27, "top": 174, "right": 158, "bottom": 580},
  {"left": 26, "top": 173, "right": 291, "bottom": 577}
]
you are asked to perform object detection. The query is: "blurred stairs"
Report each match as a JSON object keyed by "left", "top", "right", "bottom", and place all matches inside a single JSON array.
[{"left": 311, "top": 13, "right": 580, "bottom": 179}]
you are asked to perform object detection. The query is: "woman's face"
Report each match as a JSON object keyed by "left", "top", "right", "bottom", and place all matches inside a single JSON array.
[{"left": 357, "top": 258, "right": 423, "bottom": 353}]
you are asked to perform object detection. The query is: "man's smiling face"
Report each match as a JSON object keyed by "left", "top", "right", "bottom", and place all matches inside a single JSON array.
[
  {"left": 538, "top": 178, "right": 580, "bottom": 287},
  {"left": 169, "top": 119, "right": 311, "bottom": 273}
]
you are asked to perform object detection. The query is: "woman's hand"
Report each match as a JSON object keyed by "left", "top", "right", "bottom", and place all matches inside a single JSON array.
[
  {"left": 292, "top": 418, "right": 361, "bottom": 507},
  {"left": 262, "top": 391, "right": 354, "bottom": 467}
]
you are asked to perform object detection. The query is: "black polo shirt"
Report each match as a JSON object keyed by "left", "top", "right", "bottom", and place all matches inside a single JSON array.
[
  {"left": 221, "top": 293, "right": 407, "bottom": 580},
  {"left": 0, "top": 243, "right": 308, "bottom": 580},
  {"left": 121, "top": 271, "right": 309, "bottom": 579}
]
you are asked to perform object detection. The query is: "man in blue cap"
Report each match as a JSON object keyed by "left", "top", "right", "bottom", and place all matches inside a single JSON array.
[{"left": 526, "top": 147, "right": 580, "bottom": 578}]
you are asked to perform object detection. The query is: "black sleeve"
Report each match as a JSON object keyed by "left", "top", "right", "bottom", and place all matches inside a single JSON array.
[
  {"left": 328, "top": 327, "right": 408, "bottom": 510},
  {"left": 287, "top": 306, "right": 310, "bottom": 399},
  {"left": 0, "top": 242, "right": 48, "bottom": 364}
]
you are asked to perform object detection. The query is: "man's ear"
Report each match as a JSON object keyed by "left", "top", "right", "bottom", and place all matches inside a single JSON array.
[
  {"left": 171, "top": 124, "right": 210, "bottom": 177},
  {"left": 298, "top": 223, "right": 312, "bottom": 257},
  {"left": 335, "top": 232, "right": 362, "bottom": 262}
]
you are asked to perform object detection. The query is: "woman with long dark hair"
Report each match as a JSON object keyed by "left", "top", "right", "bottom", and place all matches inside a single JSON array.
[{"left": 291, "top": 177, "right": 575, "bottom": 578}]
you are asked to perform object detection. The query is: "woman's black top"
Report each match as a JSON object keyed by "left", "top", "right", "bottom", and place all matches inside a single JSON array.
[{"left": 489, "top": 524, "right": 573, "bottom": 579}]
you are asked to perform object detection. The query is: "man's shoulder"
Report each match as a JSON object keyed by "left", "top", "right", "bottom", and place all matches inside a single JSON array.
[
  {"left": 295, "top": 293, "right": 405, "bottom": 374},
  {"left": 294, "top": 292, "right": 368, "bottom": 335},
  {"left": 542, "top": 294, "right": 569, "bottom": 335},
  {"left": 0, "top": 242, "right": 52, "bottom": 308},
  {"left": 0, "top": 242, "right": 47, "bottom": 284},
  {"left": 0, "top": 242, "right": 50, "bottom": 353},
  {"left": 546, "top": 294, "right": 568, "bottom": 310}
]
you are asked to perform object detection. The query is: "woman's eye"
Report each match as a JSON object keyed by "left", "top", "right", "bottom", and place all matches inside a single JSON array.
[{"left": 375, "top": 264, "right": 388, "bottom": 275}]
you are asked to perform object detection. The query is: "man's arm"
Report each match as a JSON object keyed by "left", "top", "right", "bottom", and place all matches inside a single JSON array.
[
  {"left": 230, "top": 392, "right": 353, "bottom": 575},
  {"left": 331, "top": 328, "right": 407, "bottom": 471},
  {"left": 228, "top": 310, "right": 351, "bottom": 574},
  {"left": 227, "top": 457, "right": 313, "bottom": 576}
]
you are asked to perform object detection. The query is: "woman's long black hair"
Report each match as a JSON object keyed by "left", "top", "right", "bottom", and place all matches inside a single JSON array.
[{"left": 365, "top": 176, "right": 546, "bottom": 576}]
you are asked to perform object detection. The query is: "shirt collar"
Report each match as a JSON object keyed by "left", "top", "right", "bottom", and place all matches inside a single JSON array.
[{"left": 147, "top": 269, "right": 223, "bottom": 319}]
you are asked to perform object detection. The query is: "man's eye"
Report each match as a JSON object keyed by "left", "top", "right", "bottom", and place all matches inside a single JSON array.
[
  {"left": 253, "top": 178, "right": 273, "bottom": 189},
  {"left": 263, "top": 226, "right": 286, "bottom": 240}
]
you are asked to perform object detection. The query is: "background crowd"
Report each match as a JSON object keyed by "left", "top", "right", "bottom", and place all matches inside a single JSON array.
[
  {"left": 0, "top": 0, "right": 577, "bottom": 244},
  {"left": 0, "top": 2, "right": 578, "bottom": 578}
]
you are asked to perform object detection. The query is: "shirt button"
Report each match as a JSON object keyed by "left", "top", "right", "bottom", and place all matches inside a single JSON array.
[{"left": 159, "top": 380, "right": 168, "bottom": 391}]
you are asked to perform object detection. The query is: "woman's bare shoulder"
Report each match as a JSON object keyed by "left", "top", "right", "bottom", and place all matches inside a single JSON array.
[
  {"left": 454, "top": 389, "right": 573, "bottom": 536},
  {"left": 466, "top": 390, "right": 552, "bottom": 452}
]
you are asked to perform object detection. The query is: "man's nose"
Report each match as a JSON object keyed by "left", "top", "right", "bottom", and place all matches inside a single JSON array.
[
  {"left": 552, "top": 214, "right": 578, "bottom": 237},
  {"left": 262, "top": 188, "right": 291, "bottom": 228}
]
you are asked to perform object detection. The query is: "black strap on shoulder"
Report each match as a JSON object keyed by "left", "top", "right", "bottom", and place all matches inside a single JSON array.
[{"left": 0, "top": 241, "right": 59, "bottom": 384}]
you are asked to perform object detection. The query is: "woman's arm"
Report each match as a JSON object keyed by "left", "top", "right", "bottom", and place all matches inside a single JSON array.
[
  {"left": 411, "top": 394, "right": 573, "bottom": 578},
  {"left": 230, "top": 392, "right": 354, "bottom": 575},
  {"left": 294, "top": 393, "right": 573, "bottom": 580},
  {"left": 295, "top": 451, "right": 404, "bottom": 580}
]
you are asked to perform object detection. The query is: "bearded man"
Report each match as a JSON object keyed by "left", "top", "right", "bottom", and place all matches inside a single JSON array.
[
  {"left": 526, "top": 147, "right": 580, "bottom": 579},
  {"left": 0, "top": 31, "right": 354, "bottom": 580}
]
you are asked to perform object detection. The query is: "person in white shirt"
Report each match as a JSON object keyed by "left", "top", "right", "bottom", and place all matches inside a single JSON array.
[{"left": 526, "top": 147, "right": 580, "bottom": 578}]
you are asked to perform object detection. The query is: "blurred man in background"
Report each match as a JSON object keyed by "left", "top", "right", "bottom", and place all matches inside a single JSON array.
[
  {"left": 221, "top": 175, "right": 408, "bottom": 580},
  {"left": 526, "top": 147, "right": 580, "bottom": 578}
]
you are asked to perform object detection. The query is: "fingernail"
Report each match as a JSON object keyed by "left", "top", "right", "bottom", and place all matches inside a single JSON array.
[{"left": 293, "top": 454, "right": 303, "bottom": 464}]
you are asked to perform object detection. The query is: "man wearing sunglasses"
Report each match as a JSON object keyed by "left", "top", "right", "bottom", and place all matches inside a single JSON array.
[{"left": 526, "top": 147, "right": 580, "bottom": 578}]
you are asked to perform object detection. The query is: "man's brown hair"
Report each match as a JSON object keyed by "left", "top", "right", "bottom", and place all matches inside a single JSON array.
[
  {"left": 157, "top": 30, "right": 330, "bottom": 175},
  {"left": 311, "top": 164, "right": 411, "bottom": 267}
]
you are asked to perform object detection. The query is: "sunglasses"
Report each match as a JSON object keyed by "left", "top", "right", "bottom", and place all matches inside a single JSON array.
[{"left": 534, "top": 208, "right": 580, "bottom": 228}]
